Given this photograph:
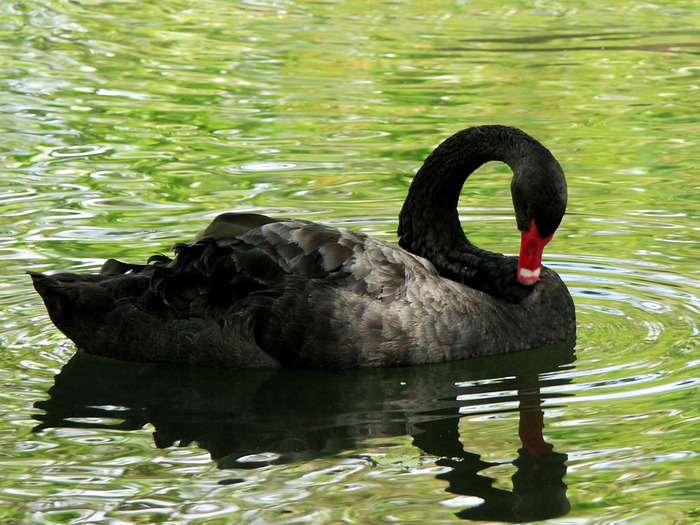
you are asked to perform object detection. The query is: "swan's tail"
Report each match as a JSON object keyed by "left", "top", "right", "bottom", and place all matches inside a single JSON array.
[
  {"left": 30, "top": 270, "right": 152, "bottom": 355},
  {"left": 30, "top": 272, "right": 117, "bottom": 324}
]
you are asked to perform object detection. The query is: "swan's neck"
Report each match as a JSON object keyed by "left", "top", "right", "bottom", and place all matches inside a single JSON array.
[{"left": 398, "top": 126, "right": 547, "bottom": 300}]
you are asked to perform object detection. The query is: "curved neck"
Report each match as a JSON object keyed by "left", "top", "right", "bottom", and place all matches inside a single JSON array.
[{"left": 397, "top": 126, "right": 552, "bottom": 300}]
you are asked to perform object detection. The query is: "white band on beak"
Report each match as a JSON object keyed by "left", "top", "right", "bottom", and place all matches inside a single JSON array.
[{"left": 518, "top": 267, "right": 541, "bottom": 286}]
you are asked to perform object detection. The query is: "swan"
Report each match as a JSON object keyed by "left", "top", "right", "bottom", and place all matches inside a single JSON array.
[{"left": 30, "top": 125, "right": 576, "bottom": 369}]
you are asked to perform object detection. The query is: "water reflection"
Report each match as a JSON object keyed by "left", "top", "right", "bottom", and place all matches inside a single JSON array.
[{"left": 34, "top": 342, "right": 575, "bottom": 522}]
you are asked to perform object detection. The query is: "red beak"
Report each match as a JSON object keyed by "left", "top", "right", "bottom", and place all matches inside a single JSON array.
[{"left": 517, "top": 220, "right": 553, "bottom": 286}]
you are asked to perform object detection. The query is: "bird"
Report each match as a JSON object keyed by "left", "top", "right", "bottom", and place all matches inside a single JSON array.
[{"left": 30, "top": 125, "right": 576, "bottom": 369}]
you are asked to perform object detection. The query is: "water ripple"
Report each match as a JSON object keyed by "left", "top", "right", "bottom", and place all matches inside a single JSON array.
[{"left": 1, "top": 0, "right": 699, "bottom": 523}]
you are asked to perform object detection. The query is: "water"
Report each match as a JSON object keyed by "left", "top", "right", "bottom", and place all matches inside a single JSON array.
[{"left": 1, "top": 0, "right": 698, "bottom": 523}]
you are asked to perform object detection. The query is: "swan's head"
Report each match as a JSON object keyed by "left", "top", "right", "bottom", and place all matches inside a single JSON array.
[{"left": 511, "top": 155, "right": 567, "bottom": 286}]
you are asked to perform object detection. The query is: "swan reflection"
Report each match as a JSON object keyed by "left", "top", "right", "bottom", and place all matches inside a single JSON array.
[{"left": 34, "top": 341, "right": 575, "bottom": 522}]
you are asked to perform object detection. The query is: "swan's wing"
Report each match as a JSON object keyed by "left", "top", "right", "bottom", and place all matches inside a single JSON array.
[
  {"left": 195, "top": 212, "right": 279, "bottom": 241},
  {"left": 29, "top": 213, "right": 440, "bottom": 368},
  {"left": 147, "top": 213, "right": 435, "bottom": 316}
]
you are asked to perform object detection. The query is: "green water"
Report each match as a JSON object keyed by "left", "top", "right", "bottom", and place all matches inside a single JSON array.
[{"left": 1, "top": 0, "right": 699, "bottom": 523}]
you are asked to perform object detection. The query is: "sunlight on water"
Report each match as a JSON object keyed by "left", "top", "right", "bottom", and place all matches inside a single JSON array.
[{"left": 0, "top": 0, "right": 698, "bottom": 523}]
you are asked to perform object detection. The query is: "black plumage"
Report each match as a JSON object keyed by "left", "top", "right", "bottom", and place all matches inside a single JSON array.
[{"left": 31, "top": 125, "right": 576, "bottom": 369}]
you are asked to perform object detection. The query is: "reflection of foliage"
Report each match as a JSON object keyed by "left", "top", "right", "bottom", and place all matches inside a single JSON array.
[
  {"left": 3, "top": 0, "right": 697, "bottom": 275},
  {"left": 365, "top": 453, "right": 424, "bottom": 471}
]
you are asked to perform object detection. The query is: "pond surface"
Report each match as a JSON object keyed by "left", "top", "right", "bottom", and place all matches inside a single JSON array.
[{"left": 1, "top": 0, "right": 699, "bottom": 523}]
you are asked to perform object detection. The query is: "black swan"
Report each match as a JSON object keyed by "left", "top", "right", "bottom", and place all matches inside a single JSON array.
[{"left": 30, "top": 125, "right": 576, "bottom": 369}]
